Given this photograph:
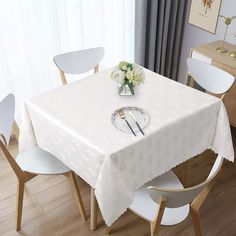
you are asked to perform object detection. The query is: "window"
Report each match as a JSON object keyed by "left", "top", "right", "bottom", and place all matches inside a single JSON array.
[{"left": 0, "top": 0, "right": 135, "bottom": 120}]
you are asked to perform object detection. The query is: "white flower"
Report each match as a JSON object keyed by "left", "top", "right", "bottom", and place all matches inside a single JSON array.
[
  {"left": 122, "top": 65, "right": 128, "bottom": 71},
  {"left": 132, "top": 64, "right": 145, "bottom": 85},
  {"left": 111, "top": 62, "right": 145, "bottom": 86},
  {"left": 125, "top": 69, "right": 134, "bottom": 80},
  {"left": 111, "top": 66, "right": 125, "bottom": 84}
]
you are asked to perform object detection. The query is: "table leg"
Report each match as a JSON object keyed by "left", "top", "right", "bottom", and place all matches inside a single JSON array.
[
  {"left": 90, "top": 187, "right": 98, "bottom": 231},
  {"left": 183, "top": 160, "right": 190, "bottom": 187}
]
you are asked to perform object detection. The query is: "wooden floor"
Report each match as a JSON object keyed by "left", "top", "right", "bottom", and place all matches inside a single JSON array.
[{"left": 1, "top": 128, "right": 236, "bottom": 236}]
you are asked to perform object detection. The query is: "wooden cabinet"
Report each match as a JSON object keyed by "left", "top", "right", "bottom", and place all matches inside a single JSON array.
[{"left": 187, "top": 40, "right": 236, "bottom": 127}]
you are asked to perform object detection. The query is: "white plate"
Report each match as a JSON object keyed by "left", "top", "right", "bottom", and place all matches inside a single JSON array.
[{"left": 111, "top": 106, "right": 150, "bottom": 133}]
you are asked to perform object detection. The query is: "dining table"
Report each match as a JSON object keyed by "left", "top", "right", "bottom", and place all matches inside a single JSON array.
[{"left": 19, "top": 67, "right": 234, "bottom": 229}]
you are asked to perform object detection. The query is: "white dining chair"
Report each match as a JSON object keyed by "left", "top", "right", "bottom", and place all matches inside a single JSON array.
[
  {"left": 0, "top": 94, "right": 87, "bottom": 231},
  {"left": 53, "top": 47, "right": 105, "bottom": 85},
  {"left": 106, "top": 156, "right": 223, "bottom": 236},
  {"left": 187, "top": 58, "right": 235, "bottom": 99},
  {"left": 183, "top": 58, "right": 234, "bottom": 187}
]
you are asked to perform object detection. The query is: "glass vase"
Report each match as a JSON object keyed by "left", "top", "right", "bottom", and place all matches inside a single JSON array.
[{"left": 118, "top": 81, "right": 135, "bottom": 96}]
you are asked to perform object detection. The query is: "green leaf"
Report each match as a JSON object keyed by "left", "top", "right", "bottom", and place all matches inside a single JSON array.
[
  {"left": 127, "top": 82, "right": 135, "bottom": 95},
  {"left": 126, "top": 63, "right": 133, "bottom": 70},
  {"left": 118, "top": 82, "right": 127, "bottom": 94},
  {"left": 118, "top": 61, "right": 129, "bottom": 69}
]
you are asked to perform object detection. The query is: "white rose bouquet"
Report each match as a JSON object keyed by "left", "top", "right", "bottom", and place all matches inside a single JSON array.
[{"left": 111, "top": 61, "right": 145, "bottom": 95}]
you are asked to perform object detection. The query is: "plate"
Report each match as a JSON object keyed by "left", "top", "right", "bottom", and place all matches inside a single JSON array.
[{"left": 111, "top": 106, "right": 150, "bottom": 133}]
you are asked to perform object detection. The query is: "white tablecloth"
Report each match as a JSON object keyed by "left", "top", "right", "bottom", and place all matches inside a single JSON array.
[{"left": 19, "top": 68, "right": 234, "bottom": 226}]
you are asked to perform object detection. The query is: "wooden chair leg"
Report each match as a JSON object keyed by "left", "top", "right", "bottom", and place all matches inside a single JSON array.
[
  {"left": 90, "top": 187, "right": 98, "bottom": 231},
  {"left": 69, "top": 172, "right": 87, "bottom": 221},
  {"left": 150, "top": 222, "right": 156, "bottom": 236},
  {"left": 185, "top": 72, "right": 190, "bottom": 86},
  {"left": 151, "top": 197, "right": 167, "bottom": 236},
  {"left": 105, "top": 226, "right": 111, "bottom": 234},
  {"left": 59, "top": 69, "right": 67, "bottom": 85},
  {"left": 189, "top": 77, "right": 195, "bottom": 88},
  {"left": 16, "top": 180, "right": 25, "bottom": 231},
  {"left": 94, "top": 64, "right": 99, "bottom": 73},
  {"left": 12, "top": 120, "right": 19, "bottom": 143},
  {"left": 190, "top": 208, "right": 203, "bottom": 236}
]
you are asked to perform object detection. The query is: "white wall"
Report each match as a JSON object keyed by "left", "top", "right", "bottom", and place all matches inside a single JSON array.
[{"left": 178, "top": 0, "right": 236, "bottom": 83}]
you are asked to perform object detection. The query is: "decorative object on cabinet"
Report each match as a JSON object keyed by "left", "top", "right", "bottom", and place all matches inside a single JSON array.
[
  {"left": 229, "top": 51, "right": 236, "bottom": 58},
  {"left": 188, "top": 0, "right": 222, "bottom": 34},
  {"left": 229, "top": 33, "right": 236, "bottom": 58},
  {"left": 186, "top": 40, "right": 236, "bottom": 127},
  {"left": 216, "top": 16, "right": 236, "bottom": 53}
]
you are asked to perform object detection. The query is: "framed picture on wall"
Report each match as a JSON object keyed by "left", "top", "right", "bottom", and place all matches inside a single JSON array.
[{"left": 188, "top": 0, "right": 222, "bottom": 34}]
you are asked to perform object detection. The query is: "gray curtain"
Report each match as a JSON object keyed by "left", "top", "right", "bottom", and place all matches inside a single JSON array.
[{"left": 135, "top": 0, "right": 187, "bottom": 81}]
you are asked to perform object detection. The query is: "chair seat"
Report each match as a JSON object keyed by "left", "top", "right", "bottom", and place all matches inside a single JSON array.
[
  {"left": 129, "top": 171, "right": 189, "bottom": 225},
  {"left": 16, "top": 147, "right": 70, "bottom": 175}
]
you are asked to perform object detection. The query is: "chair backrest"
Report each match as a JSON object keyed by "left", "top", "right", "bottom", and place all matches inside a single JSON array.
[
  {"left": 53, "top": 47, "right": 105, "bottom": 74},
  {"left": 0, "top": 94, "right": 24, "bottom": 179},
  {"left": 148, "top": 155, "right": 223, "bottom": 208},
  {"left": 0, "top": 94, "right": 15, "bottom": 145},
  {"left": 187, "top": 58, "right": 235, "bottom": 95}
]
